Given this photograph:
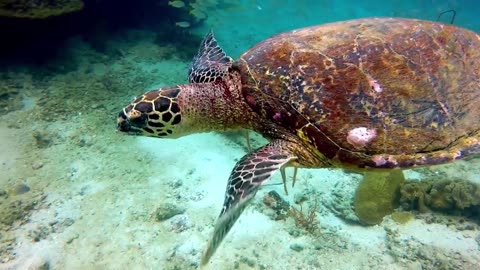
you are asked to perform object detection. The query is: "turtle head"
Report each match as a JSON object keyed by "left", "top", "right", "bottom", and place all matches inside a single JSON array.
[
  {"left": 117, "top": 86, "right": 184, "bottom": 138},
  {"left": 118, "top": 30, "right": 244, "bottom": 138}
]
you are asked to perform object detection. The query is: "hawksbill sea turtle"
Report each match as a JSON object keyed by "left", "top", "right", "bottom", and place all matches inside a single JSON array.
[{"left": 116, "top": 18, "right": 480, "bottom": 265}]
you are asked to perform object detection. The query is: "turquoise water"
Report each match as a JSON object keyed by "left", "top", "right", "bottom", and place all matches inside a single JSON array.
[
  {"left": 0, "top": 1, "right": 479, "bottom": 269},
  {"left": 206, "top": 0, "right": 480, "bottom": 57}
]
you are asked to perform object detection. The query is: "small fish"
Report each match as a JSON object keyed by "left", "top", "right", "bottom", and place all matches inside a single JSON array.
[
  {"left": 189, "top": 9, "right": 207, "bottom": 19},
  {"left": 175, "top": 21, "right": 191, "bottom": 28},
  {"left": 168, "top": 0, "right": 185, "bottom": 8}
]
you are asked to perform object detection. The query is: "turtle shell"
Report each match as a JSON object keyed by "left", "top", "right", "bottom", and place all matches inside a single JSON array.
[{"left": 235, "top": 18, "right": 480, "bottom": 169}]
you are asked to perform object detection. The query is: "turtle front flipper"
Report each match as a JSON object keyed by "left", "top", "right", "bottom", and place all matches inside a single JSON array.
[
  {"left": 188, "top": 30, "right": 233, "bottom": 83},
  {"left": 201, "top": 140, "right": 297, "bottom": 265}
]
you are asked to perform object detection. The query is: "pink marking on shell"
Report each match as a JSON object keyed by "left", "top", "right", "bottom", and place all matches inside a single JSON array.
[
  {"left": 273, "top": 112, "right": 282, "bottom": 122},
  {"left": 372, "top": 155, "right": 388, "bottom": 166},
  {"left": 347, "top": 127, "right": 377, "bottom": 148},
  {"left": 371, "top": 155, "right": 398, "bottom": 167},
  {"left": 369, "top": 79, "right": 383, "bottom": 93},
  {"left": 452, "top": 150, "right": 462, "bottom": 159}
]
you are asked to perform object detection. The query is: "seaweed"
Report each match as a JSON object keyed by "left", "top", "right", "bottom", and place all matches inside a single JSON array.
[
  {"left": 288, "top": 201, "right": 319, "bottom": 234},
  {"left": 262, "top": 190, "right": 320, "bottom": 234}
]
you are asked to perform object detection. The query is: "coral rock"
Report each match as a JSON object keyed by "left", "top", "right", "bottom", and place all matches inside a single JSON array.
[{"left": 0, "top": 0, "right": 84, "bottom": 19}]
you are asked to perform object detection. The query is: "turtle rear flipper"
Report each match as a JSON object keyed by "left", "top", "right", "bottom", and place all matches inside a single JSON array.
[
  {"left": 188, "top": 31, "right": 233, "bottom": 83},
  {"left": 201, "top": 140, "right": 297, "bottom": 265}
]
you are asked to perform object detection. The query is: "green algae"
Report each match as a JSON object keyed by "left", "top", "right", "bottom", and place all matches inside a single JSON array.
[{"left": 354, "top": 170, "right": 405, "bottom": 225}]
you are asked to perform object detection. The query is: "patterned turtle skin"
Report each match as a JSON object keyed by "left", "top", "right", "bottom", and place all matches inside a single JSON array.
[{"left": 117, "top": 18, "right": 480, "bottom": 265}]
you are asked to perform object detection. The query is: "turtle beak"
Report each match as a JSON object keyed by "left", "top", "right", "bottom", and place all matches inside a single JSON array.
[
  {"left": 117, "top": 110, "right": 142, "bottom": 135},
  {"left": 117, "top": 111, "right": 133, "bottom": 132},
  {"left": 117, "top": 109, "right": 146, "bottom": 135}
]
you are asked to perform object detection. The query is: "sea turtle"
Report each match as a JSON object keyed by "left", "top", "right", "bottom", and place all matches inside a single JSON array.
[{"left": 117, "top": 18, "right": 480, "bottom": 265}]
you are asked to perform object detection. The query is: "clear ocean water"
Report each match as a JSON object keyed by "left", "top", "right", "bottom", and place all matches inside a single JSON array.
[{"left": 0, "top": 1, "right": 479, "bottom": 269}]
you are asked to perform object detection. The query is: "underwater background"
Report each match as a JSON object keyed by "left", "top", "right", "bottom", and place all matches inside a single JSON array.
[{"left": 0, "top": 0, "right": 479, "bottom": 269}]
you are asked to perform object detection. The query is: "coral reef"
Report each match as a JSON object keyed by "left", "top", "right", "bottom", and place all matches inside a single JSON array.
[
  {"left": 0, "top": 0, "right": 84, "bottom": 19},
  {"left": 354, "top": 170, "right": 405, "bottom": 225},
  {"left": 400, "top": 178, "right": 480, "bottom": 217},
  {"left": 352, "top": 172, "right": 480, "bottom": 226}
]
